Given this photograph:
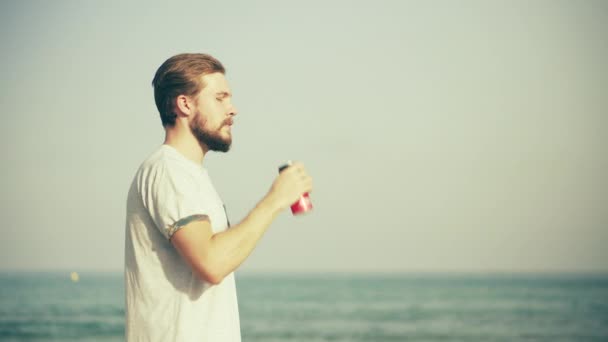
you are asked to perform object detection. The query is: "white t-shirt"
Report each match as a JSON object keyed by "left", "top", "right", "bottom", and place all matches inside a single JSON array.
[{"left": 124, "top": 144, "right": 241, "bottom": 342}]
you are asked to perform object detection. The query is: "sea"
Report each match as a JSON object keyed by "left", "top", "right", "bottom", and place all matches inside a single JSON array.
[{"left": 0, "top": 272, "right": 607, "bottom": 341}]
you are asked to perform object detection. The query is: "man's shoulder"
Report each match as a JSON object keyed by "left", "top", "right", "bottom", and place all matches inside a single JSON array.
[
  {"left": 135, "top": 146, "right": 209, "bottom": 193},
  {"left": 138, "top": 146, "right": 191, "bottom": 176}
]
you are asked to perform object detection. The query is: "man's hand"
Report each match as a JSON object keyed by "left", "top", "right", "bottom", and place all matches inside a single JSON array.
[{"left": 264, "top": 162, "right": 313, "bottom": 212}]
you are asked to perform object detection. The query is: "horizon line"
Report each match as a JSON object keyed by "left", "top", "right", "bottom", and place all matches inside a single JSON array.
[{"left": 1, "top": 268, "right": 607, "bottom": 276}]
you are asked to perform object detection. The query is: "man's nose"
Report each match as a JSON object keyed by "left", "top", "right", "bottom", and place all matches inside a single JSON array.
[{"left": 229, "top": 104, "right": 238, "bottom": 116}]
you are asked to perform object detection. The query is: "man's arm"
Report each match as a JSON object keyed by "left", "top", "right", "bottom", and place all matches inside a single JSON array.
[{"left": 170, "top": 162, "right": 312, "bottom": 284}]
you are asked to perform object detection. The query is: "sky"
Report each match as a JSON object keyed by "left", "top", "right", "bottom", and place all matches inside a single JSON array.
[{"left": 1, "top": 0, "right": 606, "bottom": 273}]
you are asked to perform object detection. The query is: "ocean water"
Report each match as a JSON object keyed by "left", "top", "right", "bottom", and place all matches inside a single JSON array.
[{"left": 0, "top": 272, "right": 607, "bottom": 341}]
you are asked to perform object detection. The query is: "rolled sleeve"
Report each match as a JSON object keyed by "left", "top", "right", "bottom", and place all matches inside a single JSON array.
[{"left": 140, "top": 161, "right": 210, "bottom": 240}]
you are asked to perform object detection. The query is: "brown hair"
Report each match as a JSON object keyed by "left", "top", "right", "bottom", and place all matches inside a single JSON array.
[{"left": 152, "top": 53, "right": 225, "bottom": 127}]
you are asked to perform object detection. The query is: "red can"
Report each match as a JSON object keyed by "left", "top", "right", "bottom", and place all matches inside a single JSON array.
[{"left": 279, "top": 161, "right": 313, "bottom": 215}]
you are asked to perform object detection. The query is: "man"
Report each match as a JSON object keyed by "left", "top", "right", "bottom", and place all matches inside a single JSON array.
[{"left": 124, "top": 53, "right": 312, "bottom": 341}]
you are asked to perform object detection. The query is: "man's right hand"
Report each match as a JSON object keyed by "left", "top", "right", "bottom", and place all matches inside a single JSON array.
[{"left": 264, "top": 162, "right": 313, "bottom": 212}]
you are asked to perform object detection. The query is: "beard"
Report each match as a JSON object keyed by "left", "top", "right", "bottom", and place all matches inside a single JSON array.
[{"left": 190, "top": 112, "right": 232, "bottom": 152}]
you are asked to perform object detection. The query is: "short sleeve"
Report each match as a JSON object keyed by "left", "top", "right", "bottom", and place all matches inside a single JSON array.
[{"left": 140, "top": 161, "right": 210, "bottom": 240}]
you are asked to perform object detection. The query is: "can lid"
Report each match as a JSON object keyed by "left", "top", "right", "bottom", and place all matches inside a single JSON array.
[{"left": 278, "top": 160, "right": 293, "bottom": 172}]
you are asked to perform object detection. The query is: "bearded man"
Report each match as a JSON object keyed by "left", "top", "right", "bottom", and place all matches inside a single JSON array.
[{"left": 124, "top": 53, "right": 312, "bottom": 342}]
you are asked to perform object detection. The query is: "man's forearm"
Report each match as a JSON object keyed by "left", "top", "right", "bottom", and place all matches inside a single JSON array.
[{"left": 208, "top": 195, "right": 281, "bottom": 279}]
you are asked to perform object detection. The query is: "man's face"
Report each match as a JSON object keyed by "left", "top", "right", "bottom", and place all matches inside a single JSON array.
[{"left": 190, "top": 72, "right": 237, "bottom": 152}]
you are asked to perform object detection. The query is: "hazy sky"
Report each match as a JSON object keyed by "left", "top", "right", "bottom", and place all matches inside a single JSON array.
[{"left": 1, "top": 0, "right": 606, "bottom": 273}]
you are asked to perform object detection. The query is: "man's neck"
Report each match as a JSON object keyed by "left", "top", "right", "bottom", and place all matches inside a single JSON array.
[{"left": 163, "top": 128, "right": 208, "bottom": 165}]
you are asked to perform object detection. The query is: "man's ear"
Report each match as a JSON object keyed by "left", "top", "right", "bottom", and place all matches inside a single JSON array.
[{"left": 175, "top": 95, "right": 193, "bottom": 118}]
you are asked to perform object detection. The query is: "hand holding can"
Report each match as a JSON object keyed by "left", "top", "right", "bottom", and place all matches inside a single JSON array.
[{"left": 278, "top": 161, "right": 313, "bottom": 215}]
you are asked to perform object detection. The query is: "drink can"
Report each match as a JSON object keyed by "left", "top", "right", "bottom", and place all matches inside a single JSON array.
[{"left": 278, "top": 161, "right": 313, "bottom": 215}]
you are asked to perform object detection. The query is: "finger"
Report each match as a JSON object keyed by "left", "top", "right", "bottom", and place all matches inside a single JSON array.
[
  {"left": 303, "top": 178, "right": 313, "bottom": 192},
  {"left": 292, "top": 162, "right": 306, "bottom": 173},
  {"left": 286, "top": 163, "right": 302, "bottom": 175}
]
